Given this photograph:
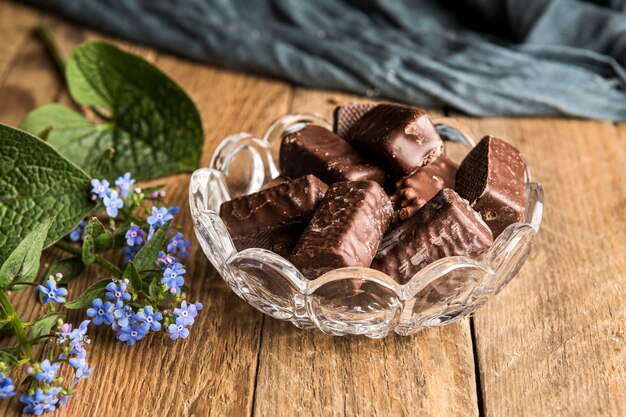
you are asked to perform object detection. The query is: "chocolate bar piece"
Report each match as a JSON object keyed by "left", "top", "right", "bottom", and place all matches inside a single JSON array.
[
  {"left": 333, "top": 102, "right": 376, "bottom": 138},
  {"left": 280, "top": 125, "right": 385, "bottom": 185},
  {"left": 372, "top": 189, "right": 493, "bottom": 284},
  {"left": 261, "top": 175, "right": 289, "bottom": 190},
  {"left": 391, "top": 156, "right": 458, "bottom": 222},
  {"left": 219, "top": 175, "right": 328, "bottom": 252},
  {"left": 347, "top": 104, "right": 443, "bottom": 175},
  {"left": 455, "top": 135, "right": 527, "bottom": 238},
  {"left": 290, "top": 181, "right": 393, "bottom": 279},
  {"left": 268, "top": 232, "right": 300, "bottom": 258}
]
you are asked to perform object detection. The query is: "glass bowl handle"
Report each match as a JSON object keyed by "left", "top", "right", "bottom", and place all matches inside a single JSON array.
[{"left": 209, "top": 132, "right": 279, "bottom": 197}]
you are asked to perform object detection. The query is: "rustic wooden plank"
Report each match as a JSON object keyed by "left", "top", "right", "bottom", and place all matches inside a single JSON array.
[
  {"left": 455, "top": 117, "right": 626, "bottom": 417},
  {"left": 0, "top": 2, "right": 40, "bottom": 84},
  {"left": 252, "top": 89, "right": 479, "bottom": 417}
]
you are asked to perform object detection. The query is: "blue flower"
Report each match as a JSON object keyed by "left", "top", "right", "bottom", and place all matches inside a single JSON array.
[
  {"left": 0, "top": 373, "right": 15, "bottom": 399},
  {"left": 35, "top": 360, "right": 60, "bottom": 384},
  {"left": 167, "top": 232, "right": 190, "bottom": 258},
  {"left": 68, "top": 349, "right": 91, "bottom": 380},
  {"left": 69, "top": 320, "right": 90, "bottom": 349},
  {"left": 122, "top": 246, "right": 139, "bottom": 264},
  {"left": 37, "top": 279, "right": 68, "bottom": 304},
  {"left": 194, "top": 301, "right": 203, "bottom": 311},
  {"left": 173, "top": 301, "right": 199, "bottom": 326},
  {"left": 135, "top": 305, "right": 163, "bottom": 332},
  {"left": 105, "top": 281, "right": 131, "bottom": 308},
  {"left": 103, "top": 190, "right": 124, "bottom": 218},
  {"left": 158, "top": 251, "right": 176, "bottom": 267},
  {"left": 115, "top": 172, "right": 135, "bottom": 198},
  {"left": 58, "top": 394, "right": 71, "bottom": 408},
  {"left": 168, "top": 322, "right": 190, "bottom": 340},
  {"left": 147, "top": 206, "right": 173, "bottom": 228},
  {"left": 21, "top": 388, "right": 59, "bottom": 416},
  {"left": 86, "top": 298, "right": 114, "bottom": 326},
  {"left": 168, "top": 206, "right": 180, "bottom": 215},
  {"left": 117, "top": 322, "right": 148, "bottom": 346},
  {"left": 113, "top": 305, "right": 136, "bottom": 329},
  {"left": 90, "top": 179, "right": 110, "bottom": 198},
  {"left": 69, "top": 220, "right": 85, "bottom": 242},
  {"left": 125, "top": 225, "right": 145, "bottom": 247},
  {"left": 161, "top": 263, "right": 185, "bottom": 294}
]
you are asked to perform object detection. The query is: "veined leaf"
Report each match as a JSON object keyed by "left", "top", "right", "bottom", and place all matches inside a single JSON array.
[
  {"left": 132, "top": 221, "right": 171, "bottom": 273},
  {"left": 0, "top": 124, "right": 95, "bottom": 261},
  {"left": 65, "top": 279, "right": 110, "bottom": 309},
  {"left": 0, "top": 218, "right": 53, "bottom": 289},
  {"left": 21, "top": 42, "right": 204, "bottom": 180},
  {"left": 30, "top": 312, "right": 63, "bottom": 341}
]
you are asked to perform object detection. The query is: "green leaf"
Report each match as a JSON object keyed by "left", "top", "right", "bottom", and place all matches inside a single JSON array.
[
  {"left": 0, "top": 124, "right": 96, "bottom": 261},
  {"left": 46, "top": 256, "right": 86, "bottom": 285},
  {"left": 85, "top": 148, "right": 115, "bottom": 180},
  {"left": 82, "top": 235, "right": 96, "bottom": 265},
  {"left": 85, "top": 217, "right": 112, "bottom": 253},
  {"left": 30, "top": 312, "right": 63, "bottom": 341},
  {"left": 0, "top": 218, "right": 54, "bottom": 289},
  {"left": 22, "top": 42, "right": 203, "bottom": 180},
  {"left": 0, "top": 347, "right": 20, "bottom": 366},
  {"left": 124, "top": 261, "right": 142, "bottom": 291},
  {"left": 65, "top": 278, "right": 110, "bottom": 309},
  {"left": 132, "top": 221, "right": 171, "bottom": 273},
  {"left": 148, "top": 278, "right": 160, "bottom": 299}
]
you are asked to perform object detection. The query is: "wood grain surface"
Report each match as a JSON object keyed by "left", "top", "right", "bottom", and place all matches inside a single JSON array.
[{"left": 0, "top": 2, "right": 625, "bottom": 417}]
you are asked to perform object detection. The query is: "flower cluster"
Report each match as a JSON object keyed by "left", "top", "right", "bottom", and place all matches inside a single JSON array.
[
  {"left": 90, "top": 173, "right": 137, "bottom": 218},
  {"left": 13, "top": 273, "right": 93, "bottom": 415},
  {"left": 86, "top": 174, "right": 201, "bottom": 345}
]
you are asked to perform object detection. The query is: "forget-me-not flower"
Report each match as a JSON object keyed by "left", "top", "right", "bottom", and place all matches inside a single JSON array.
[
  {"left": 35, "top": 360, "right": 60, "bottom": 384},
  {"left": 105, "top": 281, "right": 131, "bottom": 308},
  {"left": 125, "top": 225, "right": 145, "bottom": 247},
  {"left": 37, "top": 279, "right": 68, "bottom": 304},
  {"left": 115, "top": 172, "right": 135, "bottom": 198},
  {"left": 135, "top": 305, "right": 163, "bottom": 332},
  {"left": 103, "top": 190, "right": 123, "bottom": 218},
  {"left": 86, "top": 298, "right": 114, "bottom": 325},
  {"left": 90, "top": 179, "right": 110, "bottom": 198}
]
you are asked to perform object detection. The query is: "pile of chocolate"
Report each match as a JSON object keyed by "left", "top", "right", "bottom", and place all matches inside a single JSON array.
[{"left": 219, "top": 103, "right": 527, "bottom": 284}]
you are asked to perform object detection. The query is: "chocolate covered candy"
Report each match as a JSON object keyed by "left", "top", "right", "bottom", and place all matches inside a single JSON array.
[
  {"left": 372, "top": 189, "right": 493, "bottom": 284},
  {"left": 219, "top": 174, "right": 328, "bottom": 253},
  {"left": 333, "top": 102, "right": 376, "bottom": 138},
  {"left": 280, "top": 125, "right": 385, "bottom": 185},
  {"left": 290, "top": 181, "right": 393, "bottom": 279},
  {"left": 347, "top": 104, "right": 443, "bottom": 175},
  {"left": 455, "top": 135, "right": 527, "bottom": 238},
  {"left": 391, "top": 155, "right": 458, "bottom": 222}
]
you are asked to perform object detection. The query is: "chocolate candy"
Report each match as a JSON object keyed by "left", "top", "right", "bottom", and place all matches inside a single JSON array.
[
  {"left": 455, "top": 135, "right": 527, "bottom": 238},
  {"left": 219, "top": 174, "right": 328, "bottom": 253},
  {"left": 391, "top": 155, "right": 458, "bottom": 222},
  {"left": 371, "top": 189, "right": 493, "bottom": 284},
  {"left": 290, "top": 181, "right": 393, "bottom": 279},
  {"left": 347, "top": 104, "right": 443, "bottom": 175},
  {"left": 333, "top": 102, "right": 376, "bottom": 138},
  {"left": 261, "top": 175, "right": 289, "bottom": 190},
  {"left": 280, "top": 125, "right": 385, "bottom": 185}
]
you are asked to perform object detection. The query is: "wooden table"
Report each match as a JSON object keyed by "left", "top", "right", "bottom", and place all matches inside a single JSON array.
[{"left": 1, "top": 3, "right": 625, "bottom": 416}]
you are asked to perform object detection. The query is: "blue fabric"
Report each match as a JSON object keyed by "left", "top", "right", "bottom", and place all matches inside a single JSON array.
[{"left": 26, "top": 0, "right": 626, "bottom": 120}]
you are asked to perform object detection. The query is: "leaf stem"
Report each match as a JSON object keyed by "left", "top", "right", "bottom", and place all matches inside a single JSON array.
[
  {"left": 34, "top": 25, "right": 66, "bottom": 78},
  {"left": 34, "top": 24, "right": 113, "bottom": 122},
  {"left": 0, "top": 292, "right": 31, "bottom": 361},
  {"left": 55, "top": 240, "right": 123, "bottom": 278}
]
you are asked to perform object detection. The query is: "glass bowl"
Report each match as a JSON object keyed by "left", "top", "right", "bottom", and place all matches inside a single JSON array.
[{"left": 189, "top": 113, "right": 543, "bottom": 338}]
